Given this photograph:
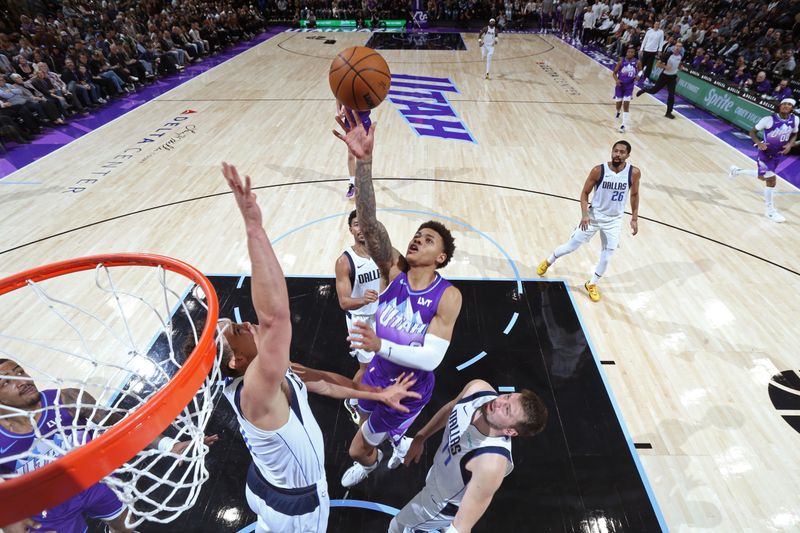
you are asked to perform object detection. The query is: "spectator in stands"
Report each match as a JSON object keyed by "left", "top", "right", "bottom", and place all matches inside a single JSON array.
[
  {"left": 0, "top": 78, "right": 44, "bottom": 134},
  {"left": 708, "top": 57, "right": 726, "bottom": 76},
  {"left": 34, "top": 62, "right": 87, "bottom": 115},
  {"left": 690, "top": 47, "right": 705, "bottom": 69},
  {"left": 771, "top": 78, "right": 794, "bottom": 100},
  {"left": 60, "top": 57, "right": 99, "bottom": 108},
  {"left": 109, "top": 43, "right": 145, "bottom": 85},
  {"left": 751, "top": 70, "right": 773, "bottom": 95},
  {"left": 731, "top": 65, "right": 751, "bottom": 87},
  {"left": 774, "top": 48, "right": 796, "bottom": 76},
  {"left": 15, "top": 56, "right": 35, "bottom": 78},
  {"left": 86, "top": 51, "right": 128, "bottom": 96},
  {"left": 4, "top": 72, "right": 65, "bottom": 125}
]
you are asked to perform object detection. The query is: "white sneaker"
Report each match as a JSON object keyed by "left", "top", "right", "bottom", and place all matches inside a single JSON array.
[
  {"left": 341, "top": 449, "right": 383, "bottom": 487},
  {"left": 766, "top": 208, "right": 786, "bottom": 223},
  {"left": 728, "top": 165, "right": 739, "bottom": 179},
  {"left": 387, "top": 436, "right": 412, "bottom": 469},
  {"left": 618, "top": 124, "right": 626, "bottom": 133}
]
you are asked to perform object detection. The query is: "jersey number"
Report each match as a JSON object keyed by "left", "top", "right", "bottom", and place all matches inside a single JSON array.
[
  {"left": 611, "top": 191, "right": 625, "bottom": 201},
  {"left": 779, "top": 133, "right": 791, "bottom": 142}
]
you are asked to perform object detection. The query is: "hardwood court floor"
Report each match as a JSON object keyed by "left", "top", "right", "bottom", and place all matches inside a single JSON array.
[{"left": 1, "top": 32, "right": 799, "bottom": 532}]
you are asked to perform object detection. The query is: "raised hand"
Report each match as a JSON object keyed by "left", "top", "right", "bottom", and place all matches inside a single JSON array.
[
  {"left": 378, "top": 371, "right": 422, "bottom": 412},
  {"left": 332, "top": 106, "right": 376, "bottom": 160},
  {"left": 222, "top": 162, "right": 262, "bottom": 228}
]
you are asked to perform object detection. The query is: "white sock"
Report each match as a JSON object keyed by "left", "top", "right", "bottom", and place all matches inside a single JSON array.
[
  {"left": 764, "top": 186, "right": 775, "bottom": 209},
  {"left": 737, "top": 169, "right": 758, "bottom": 178},
  {"left": 349, "top": 176, "right": 355, "bottom": 185},
  {"left": 622, "top": 112, "right": 630, "bottom": 127},
  {"left": 590, "top": 272, "right": 601, "bottom": 284},
  {"left": 547, "top": 253, "right": 556, "bottom": 264}
]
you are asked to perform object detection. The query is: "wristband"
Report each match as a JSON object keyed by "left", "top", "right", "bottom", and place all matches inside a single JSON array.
[{"left": 157, "top": 436, "right": 177, "bottom": 453}]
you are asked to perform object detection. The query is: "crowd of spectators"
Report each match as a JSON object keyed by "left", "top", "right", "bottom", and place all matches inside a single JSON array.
[
  {"left": 272, "top": 0, "right": 799, "bottom": 102},
  {"left": 560, "top": 0, "right": 799, "bottom": 103},
  {"left": 0, "top": 0, "right": 265, "bottom": 146}
]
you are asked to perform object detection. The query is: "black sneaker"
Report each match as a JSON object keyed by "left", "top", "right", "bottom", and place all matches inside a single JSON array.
[{"left": 664, "top": 112, "right": 675, "bottom": 119}]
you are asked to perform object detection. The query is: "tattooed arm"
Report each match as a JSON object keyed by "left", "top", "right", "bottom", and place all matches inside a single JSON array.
[{"left": 334, "top": 108, "right": 405, "bottom": 286}]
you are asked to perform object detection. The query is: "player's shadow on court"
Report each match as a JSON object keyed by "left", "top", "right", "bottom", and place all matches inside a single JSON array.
[
  {"left": 647, "top": 182, "right": 759, "bottom": 217},
  {"left": 603, "top": 258, "right": 715, "bottom": 293}
]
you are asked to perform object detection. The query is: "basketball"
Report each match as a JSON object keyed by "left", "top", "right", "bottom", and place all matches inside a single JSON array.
[{"left": 329, "top": 46, "right": 391, "bottom": 111}]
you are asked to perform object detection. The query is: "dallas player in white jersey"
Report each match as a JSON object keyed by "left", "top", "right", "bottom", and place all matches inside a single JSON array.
[
  {"left": 388, "top": 380, "right": 548, "bottom": 533},
  {"left": 536, "top": 141, "right": 641, "bottom": 302},
  {"left": 478, "top": 19, "right": 499, "bottom": 79},
  {"left": 217, "top": 163, "right": 420, "bottom": 532},
  {"left": 336, "top": 209, "right": 381, "bottom": 424}
]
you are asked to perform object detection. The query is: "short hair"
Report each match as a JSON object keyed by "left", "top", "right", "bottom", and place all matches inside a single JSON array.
[
  {"left": 181, "top": 321, "right": 240, "bottom": 379},
  {"left": 514, "top": 389, "right": 548, "bottom": 437},
  {"left": 348, "top": 210, "right": 357, "bottom": 227},
  {"left": 613, "top": 140, "right": 632, "bottom": 154},
  {"left": 0, "top": 358, "right": 10, "bottom": 366},
  {"left": 418, "top": 220, "right": 455, "bottom": 269}
]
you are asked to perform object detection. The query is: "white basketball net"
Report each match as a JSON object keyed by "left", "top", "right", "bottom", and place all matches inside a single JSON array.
[{"left": 0, "top": 262, "right": 222, "bottom": 528}]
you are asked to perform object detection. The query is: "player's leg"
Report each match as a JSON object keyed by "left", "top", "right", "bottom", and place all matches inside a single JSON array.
[
  {"left": 485, "top": 46, "right": 494, "bottom": 78},
  {"left": 762, "top": 169, "right": 785, "bottom": 222},
  {"left": 614, "top": 90, "right": 623, "bottom": 120},
  {"left": 82, "top": 483, "right": 133, "bottom": 533},
  {"left": 388, "top": 484, "right": 455, "bottom": 533},
  {"left": 245, "top": 484, "right": 291, "bottom": 533},
  {"left": 620, "top": 84, "right": 633, "bottom": 131},
  {"left": 537, "top": 223, "right": 596, "bottom": 275},
  {"left": 342, "top": 418, "right": 385, "bottom": 487},
  {"left": 585, "top": 219, "right": 621, "bottom": 302}
]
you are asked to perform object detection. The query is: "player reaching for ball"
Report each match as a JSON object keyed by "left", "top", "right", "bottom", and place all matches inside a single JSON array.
[
  {"left": 328, "top": 46, "right": 391, "bottom": 199},
  {"left": 332, "top": 108, "right": 463, "bottom": 488}
]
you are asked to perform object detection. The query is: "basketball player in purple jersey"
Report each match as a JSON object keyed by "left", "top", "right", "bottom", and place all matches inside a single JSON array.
[
  {"left": 612, "top": 46, "right": 641, "bottom": 133},
  {"left": 337, "top": 103, "right": 372, "bottom": 199},
  {"left": 0, "top": 358, "right": 216, "bottom": 533},
  {"left": 332, "top": 109, "right": 463, "bottom": 487},
  {"left": 729, "top": 98, "right": 798, "bottom": 223}
]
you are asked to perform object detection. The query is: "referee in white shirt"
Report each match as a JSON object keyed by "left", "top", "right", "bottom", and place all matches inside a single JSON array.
[{"left": 639, "top": 21, "right": 665, "bottom": 83}]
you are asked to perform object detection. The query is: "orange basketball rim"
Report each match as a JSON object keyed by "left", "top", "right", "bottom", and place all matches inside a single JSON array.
[{"left": 0, "top": 253, "right": 219, "bottom": 527}]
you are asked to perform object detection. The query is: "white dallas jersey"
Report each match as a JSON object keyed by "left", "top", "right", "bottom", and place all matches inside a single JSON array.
[
  {"left": 223, "top": 368, "right": 326, "bottom": 489},
  {"left": 483, "top": 26, "right": 497, "bottom": 46},
  {"left": 343, "top": 247, "right": 380, "bottom": 317},
  {"left": 427, "top": 391, "right": 513, "bottom": 504},
  {"left": 590, "top": 162, "right": 633, "bottom": 218}
]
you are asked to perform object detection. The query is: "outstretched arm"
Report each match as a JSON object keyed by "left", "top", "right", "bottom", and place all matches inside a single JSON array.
[
  {"left": 333, "top": 109, "right": 403, "bottom": 285},
  {"left": 222, "top": 163, "right": 292, "bottom": 392},
  {"left": 291, "top": 363, "right": 421, "bottom": 412}
]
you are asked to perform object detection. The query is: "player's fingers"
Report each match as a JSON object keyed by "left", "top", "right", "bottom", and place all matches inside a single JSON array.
[
  {"left": 335, "top": 114, "right": 347, "bottom": 130},
  {"left": 332, "top": 129, "right": 345, "bottom": 141}
]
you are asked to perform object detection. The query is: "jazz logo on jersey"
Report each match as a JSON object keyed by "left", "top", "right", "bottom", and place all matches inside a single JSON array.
[
  {"left": 417, "top": 297, "right": 432, "bottom": 307},
  {"left": 389, "top": 74, "right": 476, "bottom": 143}
]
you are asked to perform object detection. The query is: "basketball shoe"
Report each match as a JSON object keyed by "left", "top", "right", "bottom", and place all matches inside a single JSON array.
[
  {"left": 387, "top": 436, "right": 412, "bottom": 469},
  {"left": 766, "top": 207, "right": 786, "bottom": 223},
  {"left": 727, "top": 165, "right": 739, "bottom": 179},
  {"left": 342, "top": 449, "right": 384, "bottom": 488},
  {"left": 585, "top": 282, "right": 600, "bottom": 302},
  {"left": 346, "top": 183, "right": 355, "bottom": 199},
  {"left": 343, "top": 399, "right": 361, "bottom": 425},
  {"left": 536, "top": 259, "right": 550, "bottom": 276}
]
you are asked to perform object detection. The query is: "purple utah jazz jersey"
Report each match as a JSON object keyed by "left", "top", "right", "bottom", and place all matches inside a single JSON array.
[
  {"left": 359, "top": 272, "right": 452, "bottom": 441},
  {"left": 618, "top": 58, "right": 637, "bottom": 84},
  {"left": 0, "top": 389, "right": 81, "bottom": 476},
  {"left": 761, "top": 113, "right": 797, "bottom": 153}
]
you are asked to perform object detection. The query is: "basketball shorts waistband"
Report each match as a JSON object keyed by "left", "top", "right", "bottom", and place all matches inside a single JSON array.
[{"left": 246, "top": 463, "right": 321, "bottom": 516}]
